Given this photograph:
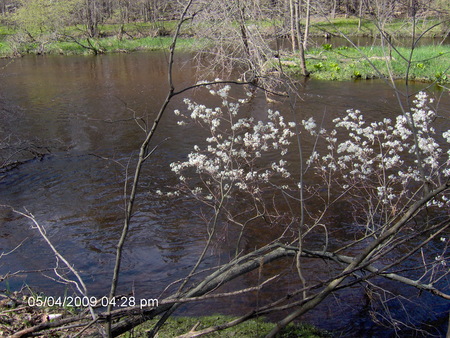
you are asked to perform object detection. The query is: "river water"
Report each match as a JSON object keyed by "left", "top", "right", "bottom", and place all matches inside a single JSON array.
[{"left": 0, "top": 52, "right": 449, "bottom": 336}]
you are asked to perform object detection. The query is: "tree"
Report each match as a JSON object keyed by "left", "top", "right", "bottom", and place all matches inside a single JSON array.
[
  {"left": 5, "top": 0, "right": 80, "bottom": 54},
  {"left": 70, "top": 75, "right": 447, "bottom": 337},
  {"left": 80, "top": 0, "right": 103, "bottom": 38},
  {"left": 103, "top": 1, "right": 450, "bottom": 334},
  {"left": 0, "top": 0, "right": 19, "bottom": 16},
  {"left": 11, "top": 0, "right": 80, "bottom": 37},
  {"left": 189, "top": 0, "right": 311, "bottom": 98},
  {"left": 1, "top": 0, "right": 450, "bottom": 337},
  {"left": 288, "top": 0, "right": 309, "bottom": 75}
]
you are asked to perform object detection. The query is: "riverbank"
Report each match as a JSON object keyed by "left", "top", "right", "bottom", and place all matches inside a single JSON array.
[
  {"left": 1, "top": 17, "right": 448, "bottom": 56},
  {"left": 285, "top": 44, "right": 450, "bottom": 83},
  {"left": 1, "top": 38, "right": 448, "bottom": 84},
  {"left": 125, "top": 315, "right": 330, "bottom": 337},
  {"left": 0, "top": 36, "right": 198, "bottom": 56},
  {"left": 0, "top": 292, "right": 329, "bottom": 337},
  {"left": 0, "top": 18, "right": 449, "bottom": 83}
]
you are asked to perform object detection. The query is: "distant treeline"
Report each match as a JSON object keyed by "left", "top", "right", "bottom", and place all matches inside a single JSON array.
[{"left": 1, "top": 0, "right": 449, "bottom": 39}]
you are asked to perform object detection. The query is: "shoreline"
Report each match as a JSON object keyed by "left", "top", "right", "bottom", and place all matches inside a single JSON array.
[
  {"left": 1, "top": 39, "right": 448, "bottom": 84},
  {"left": 1, "top": 18, "right": 448, "bottom": 83},
  {"left": 0, "top": 291, "right": 329, "bottom": 337}
]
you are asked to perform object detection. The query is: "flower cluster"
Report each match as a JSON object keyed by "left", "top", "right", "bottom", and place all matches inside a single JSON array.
[
  {"left": 305, "top": 91, "right": 449, "bottom": 209},
  {"left": 394, "top": 92, "right": 443, "bottom": 180},
  {"left": 170, "top": 85, "right": 296, "bottom": 202},
  {"left": 166, "top": 89, "right": 448, "bottom": 234},
  {"left": 431, "top": 237, "right": 449, "bottom": 278}
]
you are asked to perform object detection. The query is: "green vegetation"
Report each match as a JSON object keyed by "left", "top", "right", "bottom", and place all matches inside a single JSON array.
[
  {"left": 0, "top": 18, "right": 448, "bottom": 83},
  {"left": 0, "top": 34, "right": 198, "bottom": 57},
  {"left": 0, "top": 16, "right": 448, "bottom": 58},
  {"left": 0, "top": 25, "right": 14, "bottom": 37},
  {"left": 120, "top": 315, "right": 330, "bottom": 338},
  {"left": 0, "top": 41, "right": 11, "bottom": 56},
  {"left": 11, "top": 0, "right": 79, "bottom": 35},
  {"left": 0, "top": 19, "right": 199, "bottom": 57},
  {"left": 308, "top": 17, "right": 447, "bottom": 38},
  {"left": 0, "top": 0, "right": 448, "bottom": 85},
  {"left": 44, "top": 36, "right": 197, "bottom": 55},
  {"left": 281, "top": 44, "right": 450, "bottom": 83}
]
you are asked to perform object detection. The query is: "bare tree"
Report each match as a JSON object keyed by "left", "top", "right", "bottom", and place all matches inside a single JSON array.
[
  {"left": 80, "top": 0, "right": 103, "bottom": 38},
  {"left": 290, "top": 0, "right": 309, "bottom": 75},
  {"left": 1, "top": 1, "right": 450, "bottom": 337}
]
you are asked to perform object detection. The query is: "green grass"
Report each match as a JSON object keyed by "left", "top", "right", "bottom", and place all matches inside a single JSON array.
[
  {"left": 1, "top": 36, "right": 200, "bottom": 56},
  {"left": 95, "top": 36, "right": 199, "bottom": 52},
  {"left": 309, "top": 17, "right": 446, "bottom": 38},
  {"left": 2, "top": 291, "right": 326, "bottom": 337},
  {"left": 281, "top": 44, "right": 450, "bottom": 83},
  {"left": 119, "top": 315, "right": 330, "bottom": 338},
  {"left": 0, "top": 41, "right": 12, "bottom": 56},
  {"left": 0, "top": 24, "right": 15, "bottom": 51},
  {"left": 310, "top": 18, "right": 375, "bottom": 37},
  {"left": 0, "top": 25, "right": 15, "bottom": 36},
  {"left": 0, "top": 19, "right": 200, "bottom": 57}
]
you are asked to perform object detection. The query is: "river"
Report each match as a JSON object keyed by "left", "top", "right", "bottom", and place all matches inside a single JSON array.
[{"left": 0, "top": 52, "right": 449, "bottom": 336}]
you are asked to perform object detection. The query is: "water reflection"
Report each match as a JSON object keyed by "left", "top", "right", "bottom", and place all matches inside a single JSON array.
[{"left": 0, "top": 52, "right": 448, "bottom": 335}]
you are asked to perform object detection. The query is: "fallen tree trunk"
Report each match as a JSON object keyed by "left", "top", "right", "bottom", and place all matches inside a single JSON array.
[
  {"left": 14, "top": 239, "right": 450, "bottom": 337},
  {"left": 95, "top": 244, "right": 298, "bottom": 337}
]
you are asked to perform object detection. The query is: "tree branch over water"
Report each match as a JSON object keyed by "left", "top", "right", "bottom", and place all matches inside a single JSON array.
[{"left": 1, "top": 1, "right": 449, "bottom": 337}]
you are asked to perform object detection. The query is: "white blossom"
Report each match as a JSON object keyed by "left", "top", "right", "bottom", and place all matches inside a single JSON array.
[{"left": 166, "top": 84, "right": 296, "bottom": 200}]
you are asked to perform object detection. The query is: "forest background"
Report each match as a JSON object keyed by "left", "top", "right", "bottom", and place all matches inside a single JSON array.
[{"left": 0, "top": 0, "right": 449, "bottom": 82}]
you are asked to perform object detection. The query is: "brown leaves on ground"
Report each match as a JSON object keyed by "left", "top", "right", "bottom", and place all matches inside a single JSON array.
[{"left": 0, "top": 292, "right": 74, "bottom": 337}]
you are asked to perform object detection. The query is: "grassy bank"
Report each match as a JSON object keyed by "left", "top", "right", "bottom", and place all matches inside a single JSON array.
[
  {"left": 308, "top": 17, "right": 447, "bottom": 38},
  {"left": 0, "top": 18, "right": 448, "bottom": 83},
  {"left": 281, "top": 44, "right": 450, "bottom": 83},
  {"left": 0, "top": 35, "right": 200, "bottom": 57},
  {"left": 0, "top": 17, "right": 448, "bottom": 57},
  {"left": 123, "top": 315, "right": 330, "bottom": 337},
  {"left": 0, "top": 20, "right": 194, "bottom": 57},
  {"left": 48, "top": 36, "right": 198, "bottom": 55}
]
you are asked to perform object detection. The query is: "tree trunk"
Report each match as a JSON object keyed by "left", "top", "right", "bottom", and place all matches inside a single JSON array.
[
  {"left": 289, "top": 0, "right": 297, "bottom": 51},
  {"left": 294, "top": 0, "right": 309, "bottom": 76},
  {"left": 358, "top": 0, "right": 363, "bottom": 31},
  {"left": 332, "top": 0, "right": 338, "bottom": 18},
  {"left": 85, "top": 0, "right": 99, "bottom": 38},
  {"left": 303, "top": 0, "right": 311, "bottom": 50}
]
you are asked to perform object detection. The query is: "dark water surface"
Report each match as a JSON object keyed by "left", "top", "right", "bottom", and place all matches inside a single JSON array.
[{"left": 0, "top": 53, "right": 449, "bottom": 336}]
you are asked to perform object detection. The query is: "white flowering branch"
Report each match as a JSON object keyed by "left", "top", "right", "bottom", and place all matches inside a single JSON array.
[
  {"left": 266, "top": 180, "right": 450, "bottom": 337},
  {"left": 169, "top": 83, "right": 297, "bottom": 249},
  {"left": 304, "top": 92, "right": 450, "bottom": 234},
  {"left": 160, "top": 83, "right": 450, "bottom": 337}
]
